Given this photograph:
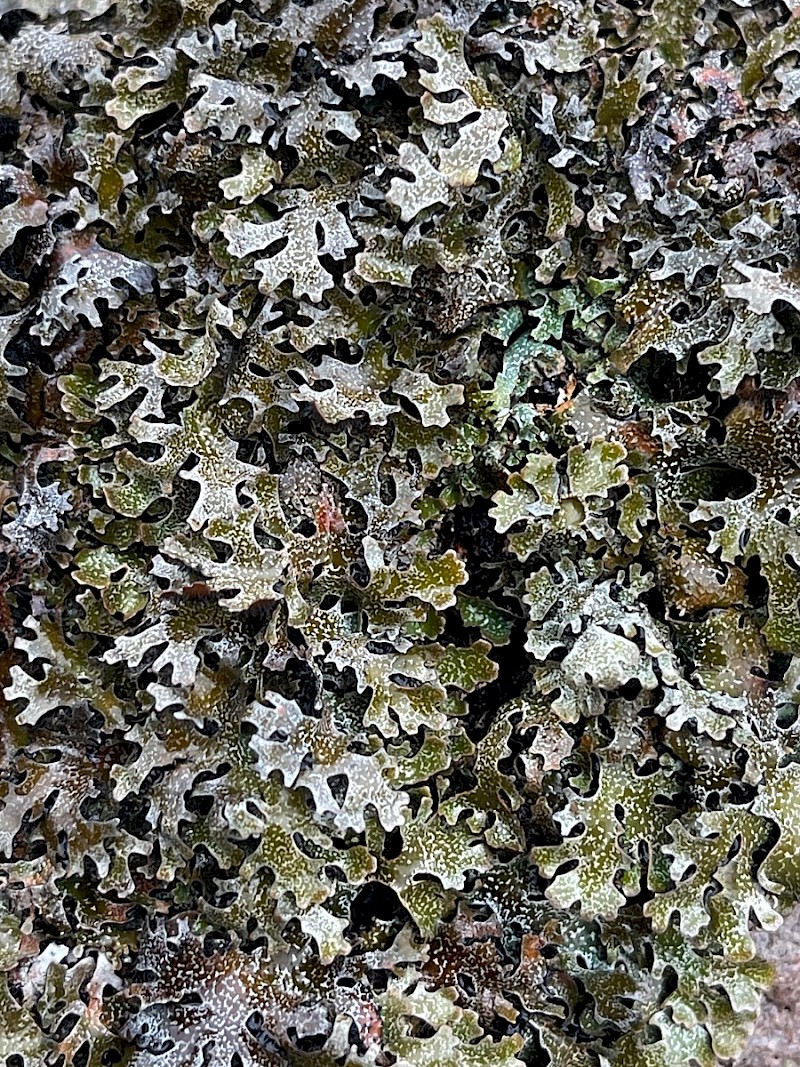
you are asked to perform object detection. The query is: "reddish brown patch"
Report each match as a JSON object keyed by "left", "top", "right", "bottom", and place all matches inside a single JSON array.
[
  {"left": 618, "top": 421, "right": 661, "bottom": 457},
  {"left": 315, "top": 491, "right": 346, "bottom": 535},
  {"left": 527, "top": 3, "right": 561, "bottom": 32},
  {"left": 177, "top": 581, "right": 215, "bottom": 601},
  {"left": 521, "top": 933, "right": 544, "bottom": 961},
  {"left": 358, "top": 1002, "right": 383, "bottom": 1048}
]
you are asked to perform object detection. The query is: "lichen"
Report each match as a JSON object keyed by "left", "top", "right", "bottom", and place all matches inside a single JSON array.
[{"left": 1, "top": 2, "right": 799, "bottom": 1065}]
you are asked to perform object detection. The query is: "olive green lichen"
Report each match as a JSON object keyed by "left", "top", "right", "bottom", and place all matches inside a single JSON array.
[{"left": 1, "top": 2, "right": 800, "bottom": 1065}]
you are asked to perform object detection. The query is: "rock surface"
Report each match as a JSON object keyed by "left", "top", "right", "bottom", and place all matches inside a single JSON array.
[{"left": 739, "top": 909, "right": 800, "bottom": 1067}]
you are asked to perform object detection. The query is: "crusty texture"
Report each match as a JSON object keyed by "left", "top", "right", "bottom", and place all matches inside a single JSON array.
[{"left": 739, "top": 909, "right": 800, "bottom": 1067}]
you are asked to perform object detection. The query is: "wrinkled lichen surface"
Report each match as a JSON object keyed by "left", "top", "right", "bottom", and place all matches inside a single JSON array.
[{"left": 1, "top": 1, "right": 800, "bottom": 1065}]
